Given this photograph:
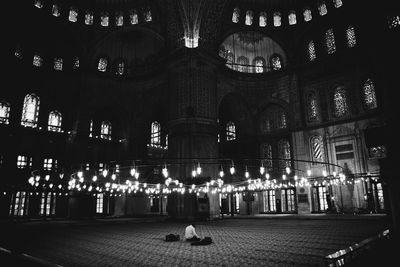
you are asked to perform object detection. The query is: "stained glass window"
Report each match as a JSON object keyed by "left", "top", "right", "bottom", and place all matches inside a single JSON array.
[
  {"left": 308, "top": 40, "right": 316, "bottom": 61},
  {"left": 333, "top": 0, "right": 343, "bottom": 8},
  {"left": 318, "top": 2, "right": 328, "bottom": 16},
  {"left": 69, "top": 7, "right": 78, "bottom": 22},
  {"left": 278, "top": 110, "right": 287, "bottom": 129},
  {"left": 325, "top": 29, "right": 336, "bottom": 54},
  {"left": 271, "top": 55, "right": 282, "bottom": 70},
  {"left": 151, "top": 121, "right": 161, "bottom": 146},
  {"left": 116, "top": 61, "right": 125, "bottom": 75},
  {"left": 34, "top": 0, "right": 43, "bottom": 9},
  {"left": 48, "top": 111, "right": 62, "bottom": 132},
  {"left": 259, "top": 12, "right": 267, "bottom": 27},
  {"left": 311, "top": 136, "right": 325, "bottom": 161},
  {"left": 53, "top": 58, "right": 63, "bottom": 71},
  {"left": 89, "top": 120, "right": 93, "bottom": 137},
  {"left": 15, "top": 47, "right": 23, "bottom": 59},
  {"left": 388, "top": 15, "right": 400, "bottom": 29},
  {"left": 261, "top": 143, "right": 273, "bottom": 170},
  {"left": 363, "top": 79, "right": 377, "bottom": 110},
  {"left": 85, "top": 11, "right": 94, "bottom": 25},
  {"left": 368, "top": 146, "right": 386, "bottom": 159},
  {"left": 115, "top": 11, "right": 124, "bottom": 26},
  {"left": 307, "top": 92, "right": 319, "bottom": 121},
  {"left": 144, "top": 7, "right": 152, "bottom": 22},
  {"left": 232, "top": 8, "right": 240, "bottom": 23},
  {"left": 288, "top": 11, "right": 297, "bottom": 25},
  {"left": 96, "top": 194, "right": 104, "bottom": 213},
  {"left": 101, "top": 12, "right": 109, "bottom": 27},
  {"left": 346, "top": 26, "right": 357, "bottom": 48},
  {"left": 278, "top": 139, "right": 291, "bottom": 169},
  {"left": 245, "top": 10, "right": 253, "bottom": 25},
  {"left": 333, "top": 87, "right": 348, "bottom": 117},
  {"left": 254, "top": 57, "right": 265, "bottom": 73},
  {"left": 0, "top": 101, "right": 10, "bottom": 124},
  {"left": 303, "top": 8, "right": 312, "bottom": 22},
  {"left": 52, "top": 5, "right": 60, "bottom": 17},
  {"left": 21, "top": 94, "right": 40, "bottom": 128},
  {"left": 100, "top": 121, "right": 112, "bottom": 140},
  {"left": 43, "top": 158, "right": 56, "bottom": 170},
  {"left": 237, "top": 56, "right": 249, "bottom": 72},
  {"left": 226, "top": 121, "right": 236, "bottom": 141},
  {"left": 130, "top": 9, "right": 139, "bottom": 24},
  {"left": 11, "top": 191, "right": 27, "bottom": 216},
  {"left": 17, "top": 156, "right": 32, "bottom": 169},
  {"left": 33, "top": 54, "right": 43, "bottom": 67},
  {"left": 98, "top": 58, "right": 108, "bottom": 72},
  {"left": 274, "top": 12, "right": 281, "bottom": 27},
  {"left": 73, "top": 57, "right": 80, "bottom": 70}
]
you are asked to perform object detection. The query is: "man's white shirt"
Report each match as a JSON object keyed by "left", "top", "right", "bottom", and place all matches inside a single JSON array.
[{"left": 185, "top": 225, "right": 199, "bottom": 239}]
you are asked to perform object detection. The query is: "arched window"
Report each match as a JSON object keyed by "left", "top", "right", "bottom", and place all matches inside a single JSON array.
[
  {"left": 15, "top": 46, "right": 23, "bottom": 59},
  {"left": 0, "top": 101, "right": 10, "bottom": 125},
  {"left": 226, "top": 121, "right": 236, "bottom": 141},
  {"left": 325, "top": 29, "right": 336, "bottom": 54},
  {"left": 308, "top": 40, "right": 316, "bottom": 61},
  {"left": 52, "top": 5, "right": 60, "bottom": 17},
  {"left": 388, "top": 15, "right": 400, "bottom": 29},
  {"left": 259, "top": 12, "right": 267, "bottom": 27},
  {"left": 245, "top": 10, "right": 253, "bottom": 25},
  {"left": 333, "top": 0, "right": 343, "bottom": 8},
  {"left": 261, "top": 105, "right": 287, "bottom": 132},
  {"left": 54, "top": 58, "right": 63, "bottom": 71},
  {"left": 288, "top": 11, "right": 297, "bottom": 25},
  {"left": 34, "top": 0, "right": 43, "bottom": 9},
  {"left": 318, "top": 2, "right": 328, "bottom": 16},
  {"left": 237, "top": 56, "right": 249, "bottom": 72},
  {"left": 98, "top": 58, "right": 108, "bottom": 72},
  {"left": 115, "top": 11, "right": 124, "bottom": 26},
  {"left": 261, "top": 143, "right": 273, "bottom": 170},
  {"left": 254, "top": 57, "right": 266, "bottom": 73},
  {"left": 278, "top": 139, "right": 291, "bottom": 170},
  {"left": 144, "top": 7, "right": 152, "bottom": 22},
  {"left": 303, "top": 8, "right": 312, "bottom": 22},
  {"left": 277, "top": 110, "right": 287, "bottom": 129},
  {"left": 48, "top": 111, "right": 62, "bottom": 132},
  {"left": 232, "top": 8, "right": 240, "bottom": 23},
  {"left": 101, "top": 12, "right": 109, "bottom": 27},
  {"left": 311, "top": 136, "right": 325, "bottom": 162},
  {"left": 270, "top": 55, "right": 282, "bottom": 70},
  {"left": 333, "top": 86, "right": 348, "bottom": 118},
  {"left": 151, "top": 121, "right": 161, "bottom": 146},
  {"left": 100, "top": 121, "right": 112, "bottom": 140},
  {"left": 33, "top": 54, "right": 43, "bottom": 67},
  {"left": 273, "top": 12, "right": 281, "bottom": 27},
  {"left": 130, "top": 9, "right": 139, "bottom": 24},
  {"left": 69, "top": 7, "right": 78, "bottom": 23},
  {"left": 73, "top": 57, "right": 80, "bottom": 70},
  {"left": 85, "top": 11, "right": 94, "bottom": 25},
  {"left": 346, "top": 26, "right": 357, "bottom": 48},
  {"left": 21, "top": 94, "right": 40, "bottom": 128},
  {"left": 307, "top": 92, "right": 319, "bottom": 121},
  {"left": 165, "top": 134, "right": 168, "bottom": 149},
  {"left": 116, "top": 60, "right": 125, "bottom": 76},
  {"left": 363, "top": 79, "right": 377, "bottom": 110}
]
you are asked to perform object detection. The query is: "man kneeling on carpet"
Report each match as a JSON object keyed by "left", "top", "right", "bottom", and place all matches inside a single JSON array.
[{"left": 185, "top": 223, "right": 201, "bottom": 242}]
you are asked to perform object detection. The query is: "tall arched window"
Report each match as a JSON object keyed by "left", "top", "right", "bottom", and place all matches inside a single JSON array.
[
  {"left": 278, "top": 139, "right": 291, "bottom": 170},
  {"left": 116, "top": 60, "right": 125, "bottom": 76},
  {"left": 21, "top": 94, "right": 40, "bottom": 128},
  {"left": 34, "top": 0, "right": 43, "bottom": 9},
  {"left": 270, "top": 55, "right": 282, "bottom": 70},
  {"left": 0, "top": 101, "right": 10, "bottom": 125},
  {"left": 333, "top": 0, "right": 343, "bottom": 8},
  {"left": 303, "top": 8, "right": 312, "bottom": 22},
  {"left": 261, "top": 143, "right": 273, "bottom": 170},
  {"left": 15, "top": 46, "right": 23, "bottom": 59},
  {"left": 318, "top": 2, "right": 328, "bottom": 16},
  {"left": 237, "top": 56, "right": 249, "bottom": 72},
  {"left": 130, "top": 9, "right": 139, "bottom": 24},
  {"left": 85, "top": 10, "right": 94, "bottom": 25},
  {"left": 245, "top": 10, "right": 253, "bottom": 25},
  {"left": 73, "top": 57, "right": 80, "bottom": 70},
  {"left": 100, "top": 121, "right": 112, "bottom": 140},
  {"left": 325, "top": 29, "right": 336, "bottom": 54},
  {"left": 226, "top": 121, "right": 236, "bottom": 141},
  {"left": 33, "top": 54, "right": 43, "bottom": 67},
  {"left": 288, "top": 11, "right": 297, "bottom": 25},
  {"left": 311, "top": 136, "right": 325, "bottom": 162},
  {"left": 69, "top": 7, "right": 78, "bottom": 22},
  {"left": 232, "top": 8, "right": 240, "bottom": 23},
  {"left": 273, "top": 12, "right": 281, "bottom": 27},
  {"left": 101, "top": 12, "right": 109, "bottom": 27},
  {"left": 52, "top": 5, "right": 60, "bottom": 17},
  {"left": 151, "top": 121, "right": 161, "bottom": 146},
  {"left": 346, "top": 26, "right": 357, "bottom": 48},
  {"left": 307, "top": 92, "right": 319, "bottom": 121},
  {"left": 277, "top": 110, "right": 287, "bottom": 129},
  {"left": 308, "top": 40, "right": 316, "bottom": 61},
  {"left": 48, "top": 111, "right": 62, "bottom": 132},
  {"left": 333, "top": 86, "right": 348, "bottom": 118},
  {"left": 259, "top": 12, "right": 267, "bottom": 27},
  {"left": 144, "top": 7, "right": 152, "bottom": 22},
  {"left": 363, "top": 79, "right": 377, "bottom": 110},
  {"left": 98, "top": 58, "right": 108, "bottom": 72},
  {"left": 54, "top": 58, "right": 63, "bottom": 71},
  {"left": 115, "top": 11, "right": 124, "bottom": 26},
  {"left": 253, "top": 57, "right": 266, "bottom": 73},
  {"left": 387, "top": 15, "right": 400, "bottom": 29}
]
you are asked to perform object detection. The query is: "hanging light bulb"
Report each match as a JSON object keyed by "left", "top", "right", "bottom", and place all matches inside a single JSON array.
[
  {"left": 134, "top": 171, "right": 139, "bottom": 179},
  {"left": 162, "top": 164, "right": 168, "bottom": 178},
  {"left": 111, "top": 173, "right": 116, "bottom": 180},
  {"left": 322, "top": 170, "right": 327, "bottom": 177},
  {"left": 282, "top": 174, "right": 286, "bottom": 180},
  {"left": 196, "top": 162, "right": 202, "bottom": 175},
  {"left": 230, "top": 162, "right": 235, "bottom": 175},
  {"left": 265, "top": 173, "right": 270, "bottom": 180},
  {"left": 245, "top": 166, "right": 250, "bottom": 178},
  {"left": 130, "top": 168, "right": 136, "bottom": 177},
  {"left": 92, "top": 175, "right": 98, "bottom": 182},
  {"left": 285, "top": 167, "right": 291, "bottom": 175},
  {"left": 45, "top": 175, "right": 50, "bottom": 181},
  {"left": 77, "top": 171, "right": 83, "bottom": 178},
  {"left": 219, "top": 165, "right": 224, "bottom": 178},
  {"left": 59, "top": 173, "right": 64, "bottom": 179},
  {"left": 333, "top": 171, "right": 337, "bottom": 177},
  {"left": 260, "top": 165, "right": 265, "bottom": 175},
  {"left": 192, "top": 170, "right": 197, "bottom": 177},
  {"left": 307, "top": 169, "right": 312, "bottom": 176},
  {"left": 102, "top": 169, "right": 108, "bottom": 177},
  {"left": 79, "top": 177, "right": 84, "bottom": 183}
]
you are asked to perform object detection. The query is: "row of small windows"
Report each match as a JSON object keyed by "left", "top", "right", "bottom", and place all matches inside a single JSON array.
[
  {"left": 306, "top": 79, "right": 378, "bottom": 122},
  {"left": 307, "top": 26, "right": 356, "bottom": 61},
  {"left": 221, "top": 52, "right": 283, "bottom": 73},
  {"left": 34, "top": 0, "right": 152, "bottom": 27},
  {"left": 232, "top": 0, "right": 343, "bottom": 27},
  {"left": 15, "top": 155, "right": 57, "bottom": 171}
]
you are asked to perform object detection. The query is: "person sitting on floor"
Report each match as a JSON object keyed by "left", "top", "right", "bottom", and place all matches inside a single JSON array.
[{"left": 185, "top": 223, "right": 201, "bottom": 242}]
